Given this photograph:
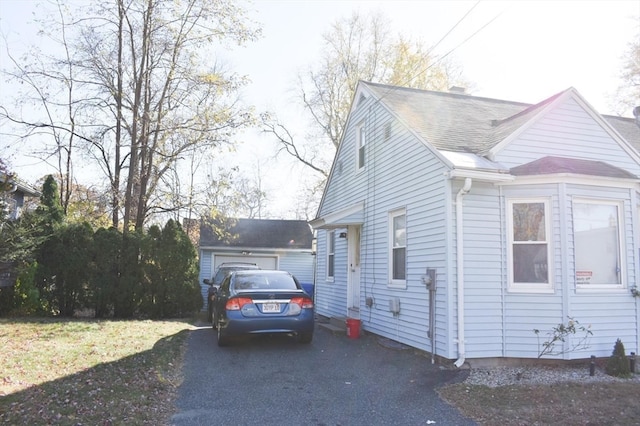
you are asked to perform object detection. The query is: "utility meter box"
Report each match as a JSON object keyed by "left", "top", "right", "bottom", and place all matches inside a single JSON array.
[{"left": 389, "top": 297, "right": 401, "bottom": 314}]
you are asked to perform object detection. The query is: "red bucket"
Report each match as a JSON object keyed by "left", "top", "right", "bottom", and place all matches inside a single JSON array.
[{"left": 346, "top": 318, "right": 361, "bottom": 339}]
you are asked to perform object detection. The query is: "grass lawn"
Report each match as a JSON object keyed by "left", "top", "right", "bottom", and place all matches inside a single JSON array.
[{"left": 0, "top": 318, "right": 195, "bottom": 425}]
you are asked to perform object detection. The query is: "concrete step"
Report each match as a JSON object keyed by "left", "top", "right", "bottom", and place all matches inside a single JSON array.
[
  {"left": 329, "top": 316, "right": 347, "bottom": 330},
  {"left": 317, "top": 315, "right": 347, "bottom": 334}
]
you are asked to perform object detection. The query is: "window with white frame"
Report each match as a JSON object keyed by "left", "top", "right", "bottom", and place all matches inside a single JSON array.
[
  {"left": 389, "top": 209, "right": 406, "bottom": 287},
  {"left": 356, "top": 123, "right": 366, "bottom": 170},
  {"left": 573, "top": 199, "right": 624, "bottom": 289},
  {"left": 507, "top": 199, "right": 552, "bottom": 291},
  {"left": 327, "top": 230, "right": 335, "bottom": 281}
]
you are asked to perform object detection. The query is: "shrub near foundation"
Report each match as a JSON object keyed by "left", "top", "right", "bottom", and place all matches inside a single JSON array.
[{"left": 605, "top": 338, "right": 631, "bottom": 378}]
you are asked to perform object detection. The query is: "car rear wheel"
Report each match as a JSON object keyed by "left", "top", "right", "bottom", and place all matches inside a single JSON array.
[
  {"left": 298, "top": 332, "right": 313, "bottom": 344},
  {"left": 211, "top": 308, "right": 217, "bottom": 329},
  {"left": 216, "top": 323, "right": 230, "bottom": 347}
]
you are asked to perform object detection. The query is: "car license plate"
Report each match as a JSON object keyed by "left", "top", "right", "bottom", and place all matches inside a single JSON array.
[{"left": 262, "top": 303, "right": 280, "bottom": 313}]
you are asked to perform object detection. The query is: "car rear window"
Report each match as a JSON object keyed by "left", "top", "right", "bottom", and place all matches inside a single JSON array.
[
  {"left": 213, "top": 266, "right": 258, "bottom": 284},
  {"left": 233, "top": 273, "right": 298, "bottom": 291}
]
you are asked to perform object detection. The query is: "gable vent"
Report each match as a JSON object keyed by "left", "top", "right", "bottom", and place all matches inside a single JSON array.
[
  {"left": 384, "top": 121, "right": 392, "bottom": 140},
  {"left": 357, "top": 93, "right": 367, "bottom": 107}
]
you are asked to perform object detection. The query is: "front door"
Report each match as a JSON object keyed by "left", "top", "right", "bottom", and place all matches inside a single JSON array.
[{"left": 347, "top": 225, "right": 361, "bottom": 317}]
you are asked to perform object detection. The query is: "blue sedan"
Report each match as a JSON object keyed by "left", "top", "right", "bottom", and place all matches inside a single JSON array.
[{"left": 212, "top": 270, "right": 315, "bottom": 346}]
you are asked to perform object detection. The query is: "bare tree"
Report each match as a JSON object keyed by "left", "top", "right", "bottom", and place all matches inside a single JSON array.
[
  {"left": 613, "top": 28, "right": 640, "bottom": 115},
  {"left": 202, "top": 164, "right": 266, "bottom": 219},
  {"left": 1, "top": 0, "right": 260, "bottom": 231},
  {"left": 262, "top": 10, "right": 467, "bottom": 207}
]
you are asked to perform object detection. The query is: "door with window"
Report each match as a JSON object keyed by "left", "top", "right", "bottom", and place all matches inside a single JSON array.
[{"left": 347, "top": 225, "right": 361, "bottom": 316}]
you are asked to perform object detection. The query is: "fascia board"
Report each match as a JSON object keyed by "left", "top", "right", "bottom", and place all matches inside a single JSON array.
[
  {"left": 497, "top": 173, "right": 640, "bottom": 189},
  {"left": 199, "top": 246, "right": 312, "bottom": 253},
  {"left": 447, "top": 169, "right": 515, "bottom": 182},
  {"left": 310, "top": 201, "right": 365, "bottom": 229}
]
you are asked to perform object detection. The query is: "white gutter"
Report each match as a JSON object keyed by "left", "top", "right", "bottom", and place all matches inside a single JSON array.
[{"left": 454, "top": 177, "right": 472, "bottom": 368}]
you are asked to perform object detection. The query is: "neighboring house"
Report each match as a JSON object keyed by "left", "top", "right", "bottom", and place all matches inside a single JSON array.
[
  {"left": 0, "top": 173, "right": 39, "bottom": 287},
  {"left": 198, "top": 218, "right": 315, "bottom": 310},
  {"left": 0, "top": 173, "right": 39, "bottom": 221},
  {"left": 310, "top": 81, "right": 640, "bottom": 365}
]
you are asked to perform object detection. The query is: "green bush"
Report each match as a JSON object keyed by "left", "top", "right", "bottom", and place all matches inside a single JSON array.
[
  {"left": 140, "top": 220, "right": 201, "bottom": 318},
  {"left": 605, "top": 339, "right": 631, "bottom": 378}
]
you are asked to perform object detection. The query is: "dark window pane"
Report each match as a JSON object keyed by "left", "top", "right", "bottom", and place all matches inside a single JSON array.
[
  {"left": 393, "top": 247, "right": 406, "bottom": 280},
  {"left": 328, "top": 254, "right": 334, "bottom": 277},
  {"left": 513, "top": 244, "right": 548, "bottom": 283}
]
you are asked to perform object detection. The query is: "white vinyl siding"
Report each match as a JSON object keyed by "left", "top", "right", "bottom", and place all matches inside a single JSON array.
[{"left": 315, "top": 92, "right": 451, "bottom": 355}]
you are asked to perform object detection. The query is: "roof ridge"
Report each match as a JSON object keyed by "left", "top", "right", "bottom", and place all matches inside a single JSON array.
[{"left": 362, "top": 80, "right": 533, "bottom": 108}]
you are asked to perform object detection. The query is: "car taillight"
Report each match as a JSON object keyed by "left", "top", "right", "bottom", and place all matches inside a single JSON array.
[
  {"left": 226, "top": 297, "right": 253, "bottom": 310},
  {"left": 290, "top": 297, "right": 314, "bottom": 309}
]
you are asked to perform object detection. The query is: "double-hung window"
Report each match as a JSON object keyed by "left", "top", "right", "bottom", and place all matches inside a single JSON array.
[
  {"left": 573, "top": 199, "right": 624, "bottom": 289},
  {"left": 327, "top": 230, "right": 335, "bottom": 281},
  {"left": 389, "top": 209, "right": 406, "bottom": 288},
  {"left": 356, "top": 123, "right": 366, "bottom": 170},
  {"left": 507, "top": 199, "right": 552, "bottom": 292}
]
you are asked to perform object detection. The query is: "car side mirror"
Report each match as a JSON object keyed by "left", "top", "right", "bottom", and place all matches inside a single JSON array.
[{"left": 203, "top": 278, "right": 212, "bottom": 286}]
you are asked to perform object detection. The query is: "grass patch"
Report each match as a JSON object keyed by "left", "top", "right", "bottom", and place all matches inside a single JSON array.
[
  {"left": 439, "top": 381, "right": 640, "bottom": 425},
  {"left": 0, "top": 318, "right": 196, "bottom": 425}
]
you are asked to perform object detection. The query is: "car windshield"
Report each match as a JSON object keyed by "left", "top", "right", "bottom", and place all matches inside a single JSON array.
[
  {"left": 213, "top": 265, "right": 257, "bottom": 285},
  {"left": 232, "top": 272, "right": 298, "bottom": 291}
]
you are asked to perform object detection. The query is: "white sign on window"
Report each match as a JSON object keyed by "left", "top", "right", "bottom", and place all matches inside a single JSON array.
[{"left": 576, "top": 270, "right": 592, "bottom": 284}]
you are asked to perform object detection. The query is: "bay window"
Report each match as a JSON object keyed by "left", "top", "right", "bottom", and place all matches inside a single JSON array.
[{"left": 573, "top": 199, "right": 623, "bottom": 289}]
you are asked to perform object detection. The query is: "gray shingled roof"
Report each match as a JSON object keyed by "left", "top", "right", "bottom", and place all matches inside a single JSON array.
[
  {"left": 200, "top": 218, "right": 313, "bottom": 249},
  {"left": 362, "top": 81, "right": 640, "bottom": 156},
  {"left": 510, "top": 156, "right": 637, "bottom": 179},
  {"left": 603, "top": 114, "right": 640, "bottom": 153}
]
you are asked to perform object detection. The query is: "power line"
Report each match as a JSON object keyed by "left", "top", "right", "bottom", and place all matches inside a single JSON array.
[{"left": 376, "top": 2, "right": 507, "bottom": 102}]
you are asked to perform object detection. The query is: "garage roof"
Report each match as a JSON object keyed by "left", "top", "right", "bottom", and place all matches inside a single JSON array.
[{"left": 200, "top": 218, "right": 313, "bottom": 249}]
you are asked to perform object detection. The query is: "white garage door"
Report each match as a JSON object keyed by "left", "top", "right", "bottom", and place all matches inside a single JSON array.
[{"left": 213, "top": 255, "right": 277, "bottom": 270}]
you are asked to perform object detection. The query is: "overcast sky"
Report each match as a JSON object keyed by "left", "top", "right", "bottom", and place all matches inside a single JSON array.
[{"left": 1, "top": 0, "right": 639, "bottom": 218}]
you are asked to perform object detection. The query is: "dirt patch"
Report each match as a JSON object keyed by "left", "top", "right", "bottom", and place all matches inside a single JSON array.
[{"left": 439, "top": 380, "right": 640, "bottom": 425}]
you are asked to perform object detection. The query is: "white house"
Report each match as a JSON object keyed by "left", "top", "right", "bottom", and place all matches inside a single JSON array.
[{"left": 310, "top": 81, "right": 640, "bottom": 365}]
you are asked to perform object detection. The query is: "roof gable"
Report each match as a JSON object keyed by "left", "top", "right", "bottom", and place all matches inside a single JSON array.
[
  {"left": 488, "top": 88, "right": 640, "bottom": 164},
  {"left": 199, "top": 218, "right": 313, "bottom": 250}
]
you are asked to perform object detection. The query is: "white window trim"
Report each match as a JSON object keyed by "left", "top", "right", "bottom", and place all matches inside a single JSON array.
[
  {"left": 573, "top": 197, "right": 626, "bottom": 291},
  {"left": 388, "top": 208, "right": 407, "bottom": 289},
  {"left": 356, "top": 122, "right": 365, "bottom": 172},
  {"left": 506, "top": 198, "right": 554, "bottom": 293},
  {"left": 326, "top": 230, "right": 335, "bottom": 282}
]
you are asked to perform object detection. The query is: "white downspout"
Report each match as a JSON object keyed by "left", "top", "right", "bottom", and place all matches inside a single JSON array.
[{"left": 454, "top": 177, "right": 472, "bottom": 368}]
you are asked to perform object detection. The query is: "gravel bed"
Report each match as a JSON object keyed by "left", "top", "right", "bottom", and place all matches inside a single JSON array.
[{"left": 465, "top": 365, "right": 640, "bottom": 388}]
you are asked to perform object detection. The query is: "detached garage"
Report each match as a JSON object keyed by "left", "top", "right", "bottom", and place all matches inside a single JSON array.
[{"left": 198, "top": 218, "right": 315, "bottom": 311}]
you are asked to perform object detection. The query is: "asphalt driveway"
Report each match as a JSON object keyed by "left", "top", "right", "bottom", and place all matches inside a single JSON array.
[{"left": 172, "top": 323, "right": 475, "bottom": 426}]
